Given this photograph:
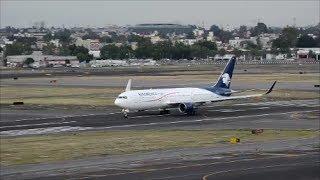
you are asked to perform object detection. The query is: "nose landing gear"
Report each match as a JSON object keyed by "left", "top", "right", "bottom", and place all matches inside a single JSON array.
[{"left": 122, "top": 109, "right": 129, "bottom": 118}]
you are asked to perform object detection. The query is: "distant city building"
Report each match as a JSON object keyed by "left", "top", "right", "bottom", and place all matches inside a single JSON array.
[
  {"left": 129, "top": 23, "right": 194, "bottom": 35},
  {"left": 49, "top": 39, "right": 61, "bottom": 47},
  {"left": 206, "top": 31, "right": 215, "bottom": 42},
  {"left": 178, "top": 39, "right": 197, "bottom": 46},
  {"left": 75, "top": 38, "right": 101, "bottom": 51},
  {"left": 193, "top": 29, "right": 204, "bottom": 37},
  {"left": 229, "top": 37, "right": 246, "bottom": 48}
]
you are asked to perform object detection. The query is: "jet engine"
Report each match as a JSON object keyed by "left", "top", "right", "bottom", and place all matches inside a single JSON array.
[{"left": 179, "top": 103, "right": 195, "bottom": 114}]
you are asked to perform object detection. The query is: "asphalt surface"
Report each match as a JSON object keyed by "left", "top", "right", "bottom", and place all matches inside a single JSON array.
[
  {"left": 1, "top": 62, "right": 319, "bottom": 79},
  {"left": 67, "top": 151, "right": 319, "bottom": 180},
  {"left": 2, "top": 149, "right": 319, "bottom": 180},
  {"left": 2, "top": 78, "right": 318, "bottom": 91},
  {"left": 1, "top": 99, "right": 319, "bottom": 136}
]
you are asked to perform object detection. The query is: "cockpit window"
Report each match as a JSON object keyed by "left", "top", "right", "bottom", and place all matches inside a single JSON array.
[{"left": 118, "top": 96, "right": 127, "bottom": 99}]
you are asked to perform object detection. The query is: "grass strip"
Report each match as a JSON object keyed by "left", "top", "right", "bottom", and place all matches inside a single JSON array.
[{"left": 1, "top": 129, "right": 318, "bottom": 166}]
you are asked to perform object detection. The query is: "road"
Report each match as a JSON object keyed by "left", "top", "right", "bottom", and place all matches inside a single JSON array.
[{"left": 1, "top": 99, "right": 319, "bottom": 136}]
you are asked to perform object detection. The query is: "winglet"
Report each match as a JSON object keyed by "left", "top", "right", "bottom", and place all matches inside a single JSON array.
[
  {"left": 125, "top": 79, "right": 132, "bottom": 92},
  {"left": 265, "top": 81, "right": 277, "bottom": 94}
]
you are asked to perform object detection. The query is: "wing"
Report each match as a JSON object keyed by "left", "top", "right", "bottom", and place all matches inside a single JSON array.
[
  {"left": 211, "top": 81, "right": 277, "bottom": 102},
  {"left": 166, "top": 81, "right": 277, "bottom": 107}
]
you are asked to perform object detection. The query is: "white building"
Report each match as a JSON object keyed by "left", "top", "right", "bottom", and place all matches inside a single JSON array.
[
  {"left": 193, "top": 29, "right": 204, "bottom": 37},
  {"left": 90, "top": 60, "right": 128, "bottom": 67},
  {"left": 150, "top": 36, "right": 163, "bottom": 44},
  {"left": 179, "top": 39, "right": 197, "bottom": 46},
  {"left": 206, "top": 31, "right": 215, "bottom": 42},
  {"left": 89, "top": 50, "right": 101, "bottom": 58}
]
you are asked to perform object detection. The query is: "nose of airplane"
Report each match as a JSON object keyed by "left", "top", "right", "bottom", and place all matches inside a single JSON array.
[{"left": 114, "top": 99, "right": 120, "bottom": 106}]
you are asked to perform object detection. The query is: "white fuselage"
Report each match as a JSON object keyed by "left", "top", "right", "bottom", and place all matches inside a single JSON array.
[{"left": 114, "top": 87, "right": 221, "bottom": 110}]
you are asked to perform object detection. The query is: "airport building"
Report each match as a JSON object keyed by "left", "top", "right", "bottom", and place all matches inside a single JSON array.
[
  {"left": 6, "top": 51, "right": 79, "bottom": 68},
  {"left": 296, "top": 48, "right": 320, "bottom": 61}
]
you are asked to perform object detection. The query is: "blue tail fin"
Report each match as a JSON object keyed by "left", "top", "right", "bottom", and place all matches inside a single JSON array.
[{"left": 214, "top": 56, "right": 236, "bottom": 89}]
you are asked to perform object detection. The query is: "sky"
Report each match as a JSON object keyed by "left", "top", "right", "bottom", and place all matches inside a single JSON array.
[{"left": 1, "top": 0, "right": 319, "bottom": 28}]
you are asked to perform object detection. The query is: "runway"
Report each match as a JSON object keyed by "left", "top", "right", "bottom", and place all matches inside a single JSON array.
[
  {"left": 2, "top": 149, "right": 319, "bottom": 180},
  {"left": 1, "top": 76, "right": 318, "bottom": 91},
  {"left": 68, "top": 151, "right": 319, "bottom": 180},
  {"left": 0, "top": 99, "right": 319, "bottom": 136},
  {"left": 1, "top": 99, "right": 319, "bottom": 180}
]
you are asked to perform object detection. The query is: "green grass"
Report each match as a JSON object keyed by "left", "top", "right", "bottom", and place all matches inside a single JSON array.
[
  {"left": 0, "top": 86, "right": 121, "bottom": 106},
  {"left": 1, "top": 129, "right": 319, "bottom": 166}
]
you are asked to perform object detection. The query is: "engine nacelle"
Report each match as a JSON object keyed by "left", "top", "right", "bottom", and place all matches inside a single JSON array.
[{"left": 179, "top": 103, "right": 194, "bottom": 114}]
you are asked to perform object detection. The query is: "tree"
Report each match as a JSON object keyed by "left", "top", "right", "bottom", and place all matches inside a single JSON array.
[
  {"left": 272, "top": 26, "right": 298, "bottom": 53},
  {"left": 82, "top": 31, "right": 100, "bottom": 40},
  {"left": 217, "top": 30, "right": 233, "bottom": 43},
  {"left": 238, "top": 25, "right": 248, "bottom": 38},
  {"left": 58, "top": 45, "right": 72, "bottom": 56},
  {"left": 42, "top": 43, "right": 56, "bottom": 55},
  {"left": 281, "top": 26, "right": 298, "bottom": 47},
  {"left": 296, "top": 35, "right": 317, "bottom": 47},
  {"left": 251, "top": 22, "right": 268, "bottom": 36},
  {"left": 185, "top": 32, "right": 195, "bottom": 39},
  {"left": 4, "top": 42, "right": 32, "bottom": 56},
  {"left": 76, "top": 52, "right": 93, "bottom": 63},
  {"left": 232, "top": 48, "right": 243, "bottom": 57},
  {"left": 316, "top": 36, "right": 320, "bottom": 47},
  {"left": 54, "top": 29, "right": 71, "bottom": 44},
  {"left": 15, "top": 37, "right": 37, "bottom": 46},
  {"left": 308, "top": 50, "right": 316, "bottom": 59},
  {"left": 68, "top": 45, "right": 93, "bottom": 62},
  {"left": 218, "top": 48, "right": 227, "bottom": 56},
  {"left": 209, "top": 25, "right": 221, "bottom": 36},
  {"left": 43, "top": 33, "right": 53, "bottom": 42},
  {"left": 100, "top": 36, "right": 113, "bottom": 43},
  {"left": 24, "top": 58, "right": 34, "bottom": 66},
  {"left": 151, "top": 41, "right": 173, "bottom": 60},
  {"left": 193, "top": 40, "right": 217, "bottom": 51},
  {"left": 100, "top": 44, "right": 121, "bottom": 59}
]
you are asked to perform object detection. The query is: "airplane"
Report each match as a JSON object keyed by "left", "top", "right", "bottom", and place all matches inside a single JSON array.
[{"left": 114, "top": 57, "right": 277, "bottom": 118}]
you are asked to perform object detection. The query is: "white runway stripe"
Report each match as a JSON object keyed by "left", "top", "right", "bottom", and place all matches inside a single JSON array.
[
  {"left": 98, "top": 110, "right": 319, "bottom": 129},
  {"left": 0, "top": 126, "right": 93, "bottom": 136}
]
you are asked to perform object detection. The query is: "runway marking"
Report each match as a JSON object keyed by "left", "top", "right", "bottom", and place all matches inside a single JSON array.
[
  {"left": 100, "top": 110, "right": 319, "bottom": 129},
  {"left": 202, "top": 161, "right": 320, "bottom": 180},
  {"left": 2, "top": 100, "right": 318, "bottom": 122},
  {"left": 0, "top": 121, "right": 76, "bottom": 129},
  {"left": 0, "top": 126, "right": 93, "bottom": 136}
]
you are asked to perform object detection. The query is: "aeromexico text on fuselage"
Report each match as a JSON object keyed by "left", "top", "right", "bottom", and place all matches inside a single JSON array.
[{"left": 114, "top": 56, "right": 276, "bottom": 116}]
